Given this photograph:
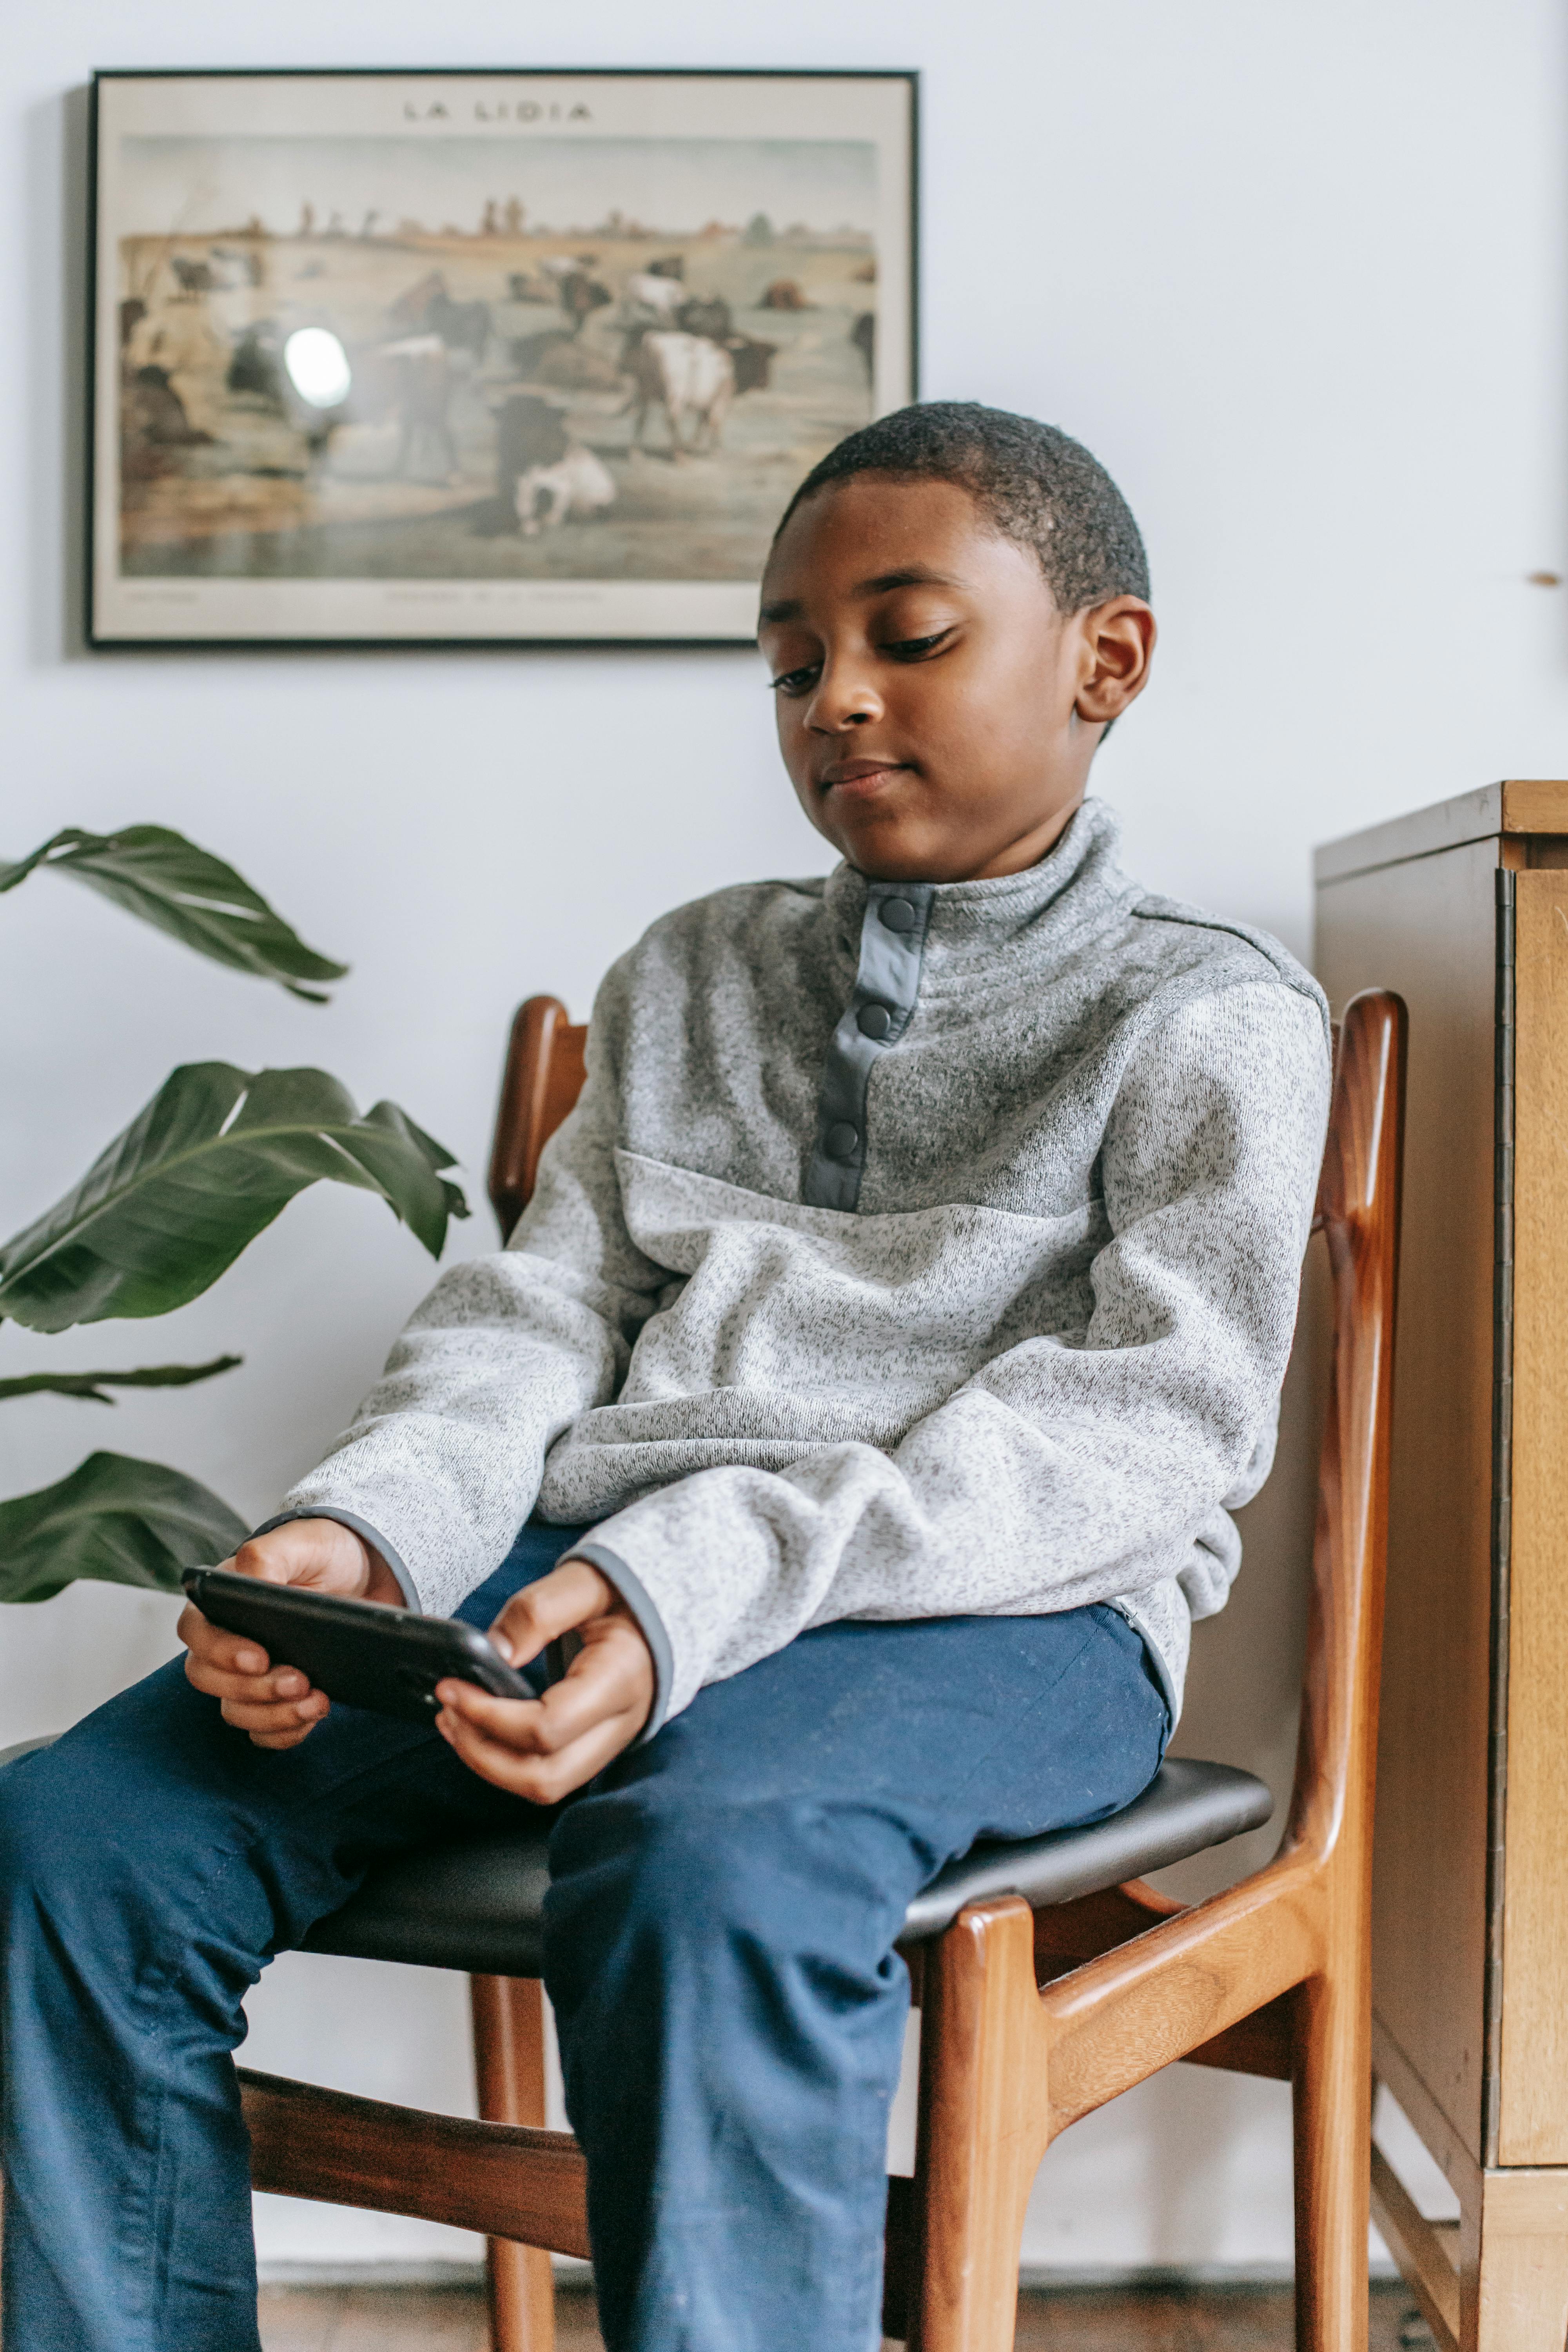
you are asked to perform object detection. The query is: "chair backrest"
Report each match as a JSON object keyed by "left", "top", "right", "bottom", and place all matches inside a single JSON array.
[{"left": 486, "top": 985, "right": 1408, "bottom": 1864}]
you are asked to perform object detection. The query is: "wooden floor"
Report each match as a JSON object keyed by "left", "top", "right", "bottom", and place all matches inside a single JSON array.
[{"left": 257, "top": 2278, "right": 1428, "bottom": 2349}]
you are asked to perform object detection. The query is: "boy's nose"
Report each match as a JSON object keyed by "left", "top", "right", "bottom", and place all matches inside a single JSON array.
[{"left": 807, "top": 665, "right": 883, "bottom": 730}]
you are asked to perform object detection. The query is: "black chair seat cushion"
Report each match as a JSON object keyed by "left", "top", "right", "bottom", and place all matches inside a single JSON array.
[
  {"left": 0, "top": 1738, "right": 1270, "bottom": 1978},
  {"left": 302, "top": 1755, "right": 1272, "bottom": 1976}
]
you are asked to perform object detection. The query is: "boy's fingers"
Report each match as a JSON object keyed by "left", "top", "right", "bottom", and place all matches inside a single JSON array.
[
  {"left": 488, "top": 1560, "right": 614, "bottom": 1664},
  {"left": 195, "top": 1662, "right": 314, "bottom": 1705},
  {"left": 220, "top": 1691, "right": 329, "bottom": 1735},
  {"left": 183, "top": 1638, "right": 311, "bottom": 1705},
  {"left": 182, "top": 1597, "right": 321, "bottom": 1722},
  {"left": 177, "top": 1525, "right": 390, "bottom": 1748},
  {"left": 437, "top": 1702, "right": 642, "bottom": 1806},
  {"left": 177, "top": 1601, "right": 273, "bottom": 1680},
  {"left": 177, "top": 1531, "right": 382, "bottom": 1755},
  {"left": 439, "top": 1626, "right": 648, "bottom": 1754},
  {"left": 184, "top": 1641, "right": 308, "bottom": 1697}
]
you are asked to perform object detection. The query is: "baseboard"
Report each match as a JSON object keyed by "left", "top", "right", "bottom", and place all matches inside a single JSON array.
[
  {"left": 257, "top": 2256, "right": 592, "bottom": 2288},
  {"left": 257, "top": 2257, "right": 1402, "bottom": 2292},
  {"left": 1017, "top": 2261, "right": 1402, "bottom": 2290}
]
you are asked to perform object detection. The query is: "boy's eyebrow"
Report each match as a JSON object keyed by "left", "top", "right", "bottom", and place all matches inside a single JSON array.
[
  {"left": 857, "top": 565, "right": 965, "bottom": 594},
  {"left": 757, "top": 566, "right": 965, "bottom": 627}
]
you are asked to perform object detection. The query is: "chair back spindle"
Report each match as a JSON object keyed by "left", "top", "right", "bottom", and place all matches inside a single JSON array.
[
  {"left": 488, "top": 996, "right": 589, "bottom": 1240},
  {"left": 1285, "top": 991, "right": 1407, "bottom": 1873}
]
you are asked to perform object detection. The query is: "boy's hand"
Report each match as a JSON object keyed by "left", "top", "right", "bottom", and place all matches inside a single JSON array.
[
  {"left": 178, "top": 1518, "right": 402, "bottom": 1749},
  {"left": 434, "top": 1560, "right": 654, "bottom": 1804}
]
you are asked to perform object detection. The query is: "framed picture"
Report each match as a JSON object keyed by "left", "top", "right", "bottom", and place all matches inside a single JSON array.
[{"left": 88, "top": 68, "right": 917, "bottom": 647}]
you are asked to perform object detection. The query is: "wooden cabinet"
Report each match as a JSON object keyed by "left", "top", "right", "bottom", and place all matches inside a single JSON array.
[{"left": 1316, "top": 782, "right": 1568, "bottom": 2352}]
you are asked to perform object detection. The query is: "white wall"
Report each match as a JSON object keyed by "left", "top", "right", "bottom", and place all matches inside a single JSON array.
[{"left": 2, "top": 0, "right": 1562, "bottom": 2277}]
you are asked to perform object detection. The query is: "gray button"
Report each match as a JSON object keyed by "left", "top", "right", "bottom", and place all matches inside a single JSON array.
[
  {"left": 857, "top": 1001, "right": 893, "bottom": 1040},
  {"left": 825, "top": 1122, "right": 860, "bottom": 1161},
  {"left": 878, "top": 896, "right": 917, "bottom": 933}
]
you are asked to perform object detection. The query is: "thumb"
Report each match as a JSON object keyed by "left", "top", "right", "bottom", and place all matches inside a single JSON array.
[{"left": 489, "top": 1559, "right": 613, "bottom": 1665}]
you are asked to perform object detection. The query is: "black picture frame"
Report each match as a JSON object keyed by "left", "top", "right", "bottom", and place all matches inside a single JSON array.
[{"left": 88, "top": 67, "right": 919, "bottom": 650}]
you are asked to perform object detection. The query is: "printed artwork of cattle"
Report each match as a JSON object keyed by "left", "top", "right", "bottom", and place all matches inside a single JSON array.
[{"left": 113, "top": 178, "right": 882, "bottom": 586}]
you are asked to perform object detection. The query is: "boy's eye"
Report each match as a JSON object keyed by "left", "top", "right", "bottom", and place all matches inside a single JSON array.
[
  {"left": 766, "top": 627, "right": 953, "bottom": 695},
  {"left": 882, "top": 629, "right": 953, "bottom": 662}
]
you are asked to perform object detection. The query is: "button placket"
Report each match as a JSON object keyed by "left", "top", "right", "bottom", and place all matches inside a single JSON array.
[{"left": 802, "top": 881, "right": 934, "bottom": 1211}]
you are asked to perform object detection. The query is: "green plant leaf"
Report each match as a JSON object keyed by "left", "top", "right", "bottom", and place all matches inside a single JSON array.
[
  {"left": 0, "top": 1450, "right": 247, "bottom": 1602},
  {"left": 0, "top": 1065, "right": 469, "bottom": 1333},
  {"left": 0, "top": 1355, "right": 242, "bottom": 1405},
  {"left": 0, "top": 826, "right": 348, "bottom": 1001}
]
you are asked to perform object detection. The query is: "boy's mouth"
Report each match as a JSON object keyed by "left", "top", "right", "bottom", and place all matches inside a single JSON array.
[{"left": 819, "top": 759, "right": 909, "bottom": 799}]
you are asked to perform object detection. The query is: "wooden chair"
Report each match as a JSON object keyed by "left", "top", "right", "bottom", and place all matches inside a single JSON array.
[{"left": 3, "top": 985, "right": 1406, "bottom": 2352}]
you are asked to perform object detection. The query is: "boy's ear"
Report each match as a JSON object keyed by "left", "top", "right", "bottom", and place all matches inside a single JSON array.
[{"left": 1073, "top": 597, "right": 1156, "bottom": 727}]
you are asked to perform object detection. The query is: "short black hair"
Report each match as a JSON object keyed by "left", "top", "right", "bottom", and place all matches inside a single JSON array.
[{"left": 775, "top": 401, "right": 1150, "bottom": 612}]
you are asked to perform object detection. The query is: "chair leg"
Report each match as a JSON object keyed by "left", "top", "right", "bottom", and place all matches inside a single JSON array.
[
  {"left": 470, "top": 1974, "right": 557, "bottom": 2352},
  {"left": 907, "top": 1897, "right": 1042, "bottom": 2352},
  {"left": 1292, "top": 1969, "right": 1372, "bottom": 2352}
]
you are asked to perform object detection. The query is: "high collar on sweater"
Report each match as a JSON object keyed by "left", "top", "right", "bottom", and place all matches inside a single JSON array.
[{"left": 820, "top": 798, "right": 1132, "bottom": 991}]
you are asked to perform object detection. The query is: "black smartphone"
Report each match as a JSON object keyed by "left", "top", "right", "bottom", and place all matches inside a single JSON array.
[{"left": 180, "top": 1566, "right": 542, "bottom": 1726}]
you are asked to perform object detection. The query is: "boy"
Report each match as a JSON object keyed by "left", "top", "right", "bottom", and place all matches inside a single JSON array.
[{"left": 0, "top": 404, "right": 1329, "bottom": 2352}]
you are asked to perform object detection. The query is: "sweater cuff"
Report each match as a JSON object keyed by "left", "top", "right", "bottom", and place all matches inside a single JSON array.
[
  {"left": 558, "top": 1540, "right": 673, "bottom": 1745},
  {"left": 249, "top": 1508, "right": 421, "bottom": 1613}
]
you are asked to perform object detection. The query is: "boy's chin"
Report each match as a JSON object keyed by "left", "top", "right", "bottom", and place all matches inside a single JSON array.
[
  {"left": 819, "top": 791, "right": 1046, "bottom": 886},
  {"left": 827, "top": 817, "right": 914, "bottom": 875},
  {"left": 815, "top": 799, "right": 944, "bottom": 883},
  {"left": 846, "top": 838, "right": 960, "bottom": 884}
]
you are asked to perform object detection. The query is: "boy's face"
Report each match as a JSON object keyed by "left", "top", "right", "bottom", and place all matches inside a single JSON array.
[{"left": 758, "top": 474, "right": 1154, "bottom": 884}]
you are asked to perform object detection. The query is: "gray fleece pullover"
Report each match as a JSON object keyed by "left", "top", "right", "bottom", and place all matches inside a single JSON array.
[{"left": 275, "top": 800, "right": 1330, "bottom": 1739}]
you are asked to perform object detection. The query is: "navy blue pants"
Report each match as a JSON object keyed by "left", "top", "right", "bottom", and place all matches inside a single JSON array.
[{"left": 0, "top": 1521, "right": 1167, "bottom": 2352}]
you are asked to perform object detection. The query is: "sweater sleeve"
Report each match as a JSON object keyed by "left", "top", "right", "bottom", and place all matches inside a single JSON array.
[
  {"left": 275, "top": 964, "right": 669, "bottom": 1624},
  {"left": 581, "top": 981, "right": 1331, "bottom": 1720}
]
